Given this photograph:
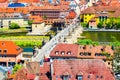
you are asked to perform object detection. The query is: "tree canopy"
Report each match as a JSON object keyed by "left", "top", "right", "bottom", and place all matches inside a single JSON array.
[{"left": 9, "top": 23, "right": 20, "bottom": 29}]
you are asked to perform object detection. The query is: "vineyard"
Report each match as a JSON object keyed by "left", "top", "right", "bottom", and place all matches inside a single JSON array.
[{"left": 0, "top": 36, "right": 50, "bottom": 47}]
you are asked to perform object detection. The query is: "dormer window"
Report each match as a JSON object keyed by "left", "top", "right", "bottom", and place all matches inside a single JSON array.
[
  {"left": 90, "top": 46, "right": 92, "bottom": 49},
  {"left": 67, "top": 51, "right": 71, "bottom": 55},
  {"left": 80, "top": 52, "right": 83, "bottom": 56},
  {"left": 80, "top": 46, "right": 82, "bottom": 49},
  {"left": 63, "top": 75, "right": 70, "bottom": 80},
  {"left": 4, "top": 49, "right": 7, "bottom": 53},
  {"left": 77, "top": 75, "right": 83, "bottom": 80},
  {"left": 61, "top": 51, "right": 65, "bottom": 55},
  {"left": 0, "top": 49, "right": 1, "bottom": 53},
  {"left": 55, "top": 51, "right": 59, "bottom": 54}
]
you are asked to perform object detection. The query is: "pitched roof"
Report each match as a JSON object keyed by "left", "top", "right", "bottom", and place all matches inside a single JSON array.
[
  {"left": 50, "top": 44, "right": 114, "bottom": 59},
  {"left": 66, "top": 10, "right": 76, "bottom": 19},
  {"left": 39, "top": 62, "right": 50, "bottom": 80},
  {"left": 52, "top": 59, "right": 115, "bottom": 80},
  {"left": 0, "top": 41, "right": 23, "bottom": 55},
  {"left": 50, "top": 43, "right": 79, "bottom": 58},
  {"left": 82, "top": 6, "right": 96, "bottom": 14}
]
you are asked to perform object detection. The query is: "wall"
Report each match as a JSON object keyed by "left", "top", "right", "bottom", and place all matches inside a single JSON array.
[
  {"left": 0, "top": 18, "right": 25, "bottom": 28},
  {"left": 83, "top": 14, "right": 95, "bottom": 23}
]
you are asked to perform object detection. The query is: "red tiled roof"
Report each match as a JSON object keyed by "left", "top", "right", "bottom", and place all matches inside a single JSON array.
[
  {"left": 52, "top": 59, "right": 115, "bottom": 80},
  {"left": 66, "top": 11, "right": 76, "bottom": 19},
  {"left": 50, "top": 44, "right": 114, "bottom": 59},
  {"left": 0, "top": 41, "right": 23, "bottom": 55},
  {"left": 50, "top": 43, "right": 79, "bottom": 58},
  {"left": 27, "top": 74, "right": 35, "bottom": 80},
  {"left": 39, "top": 62, "right": 50, "bottom": 80}
]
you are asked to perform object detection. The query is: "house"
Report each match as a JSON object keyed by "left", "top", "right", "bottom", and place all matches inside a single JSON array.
[
  {"left": 51, "top": 59, "right": 115, "bottom": 80},
  {"left": 50, "top": 43, "right": 79, "bottom": 59},
  {"left": 0, "top": 13, "right": 25, "bottom": 28},
  {"left": 12, "top": 62, "right": 50, "bottom": 80},
  {"left": 0, "top": 41, "right": 23, "bottom": 67},
  {"left": 80, "top": 4, "right": 120, "bottom": 29},
  {"left": 88, "top": 18, "right": 97, "bottom": 29},
  {"left": 78, "top": 45, "right": 114, "bottom": 69},
  {"left": 50, "top": 43, "right": 114, "bottom": 69}
]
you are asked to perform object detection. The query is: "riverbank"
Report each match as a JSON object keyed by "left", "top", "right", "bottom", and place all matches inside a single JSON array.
[
  {"left": 81, "top": 31, "right": 120, "bottom": 42},
  {"left": 83, "top": 29, "right": 120, "bottom": 32}
]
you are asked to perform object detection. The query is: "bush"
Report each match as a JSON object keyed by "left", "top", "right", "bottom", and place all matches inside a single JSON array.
[
  {"left": 9, "top": 23, "right": 20, "bottom": 29},
  {"left": 97, "top": 21, "right": 104, "bottom": 28},
  {"left": 28, "top": 20, "right": 33, "bottom": 25},
  {"left": 81, "top": 22, "right": 88, "bottom": 28},
  {"left": 77, "top": 39, "right": 99, "bottom": 45}
]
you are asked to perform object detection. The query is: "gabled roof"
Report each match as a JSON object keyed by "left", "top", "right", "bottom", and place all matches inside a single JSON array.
[
  {"left": 50, "top": 43, "right": 79, "bottom": 58},
  {"left": 52, "top": 59, "right": 115, "bottom": 80},
  {"left": 0, "top": 41, "right": 23, "bottom": 55}
]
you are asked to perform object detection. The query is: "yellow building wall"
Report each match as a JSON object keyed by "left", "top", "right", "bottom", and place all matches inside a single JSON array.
[{"left": 83, "top": 14, "right": 95, "bottom": 23}]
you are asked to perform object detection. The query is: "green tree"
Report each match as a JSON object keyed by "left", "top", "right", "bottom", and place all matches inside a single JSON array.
[
  {"left": 81, "top": 22, "right": 88, "bottom": 28},
  {"left": 12, "top": 63, "right": 22, "bottom": 74},
  {"left": 116, "top": 22, "right": 120, "bottom": 29},
  {"left": 9, "top": 23, "right": 20, "bottom": 29},
  {"left": 97, "top": 21, "right": 104, "bottom": 28},
  {"left": 43, "top": 15, "right": 47, "bottom": 19},
  {"left": 77, "top": 39, "right": 93, "bottom": 45},
  {"left": 106, "top": 22, "right": 111, "bottom": 29},
  {"left": 28, "top": 20, "right": 33, "bottom": 25},
  {"left": 113, "top": 47, "right": 120, "bottom": 73}
]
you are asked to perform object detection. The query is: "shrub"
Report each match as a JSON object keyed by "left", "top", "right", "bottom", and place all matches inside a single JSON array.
[
  {"left": 28, "top": 20, "right": 33, "bottom": 25},
  {"left": 9, "top": 23, "right": 20, "bottom": 29}
]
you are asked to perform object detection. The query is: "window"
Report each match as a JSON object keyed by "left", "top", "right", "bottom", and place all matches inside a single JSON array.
[
  {"left": 63, "top": 75, "right": 69, "bottom": 80},
  {"left": 100, "top": 75, "right": 103, "bottom": 78},
  {"left": 0, "top": 49, "right": 1, "bottom": 53},
  {"left": 61, "top": 51, "right": 65, "bottom": 55},
  {"left": 4, "top": 49, "right": 7, "bottom": 53},
  {"left": 96, "top": 75, "right": 99, "bottom": 78},
  {"left": 55, "top": 51, "right": 59, "bottom": 54},
  {"left": 77, "top": 75, "right": 83, "bottom": 80},
  {"left": 80, "top": 46, "right": 82, "bottom": 49},
  {"left": 88, "top": 53, "right": 91, "bottom": 56},
  {"left": 67, "top": 51, "right": 71, "bottom": 55},
  {"left": 88, "top": 75, "right": 90, "bottom": 79},
  {"left": 108, "top": 62, "right": 110, "bottom": 65},
  {"left": 80, "top": 52, "right": 83, "bottom": 56}
]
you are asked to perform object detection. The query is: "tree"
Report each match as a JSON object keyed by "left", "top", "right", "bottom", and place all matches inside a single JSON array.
[
  {"left": 106, "top": 22, "right": 111, "bottom": 29},
  {"left": 97, "top": 21, "right": 104, "bottom": 28},
  {"left": 81, "top": 22, "right": 88, "bottom": 28},
  {"left": 116, "top": 22, "right": 120, "bottom": 29},
  {"left": 77, "top": 39, "right": 93, "bottom": 45},
  {"left": 28, "top": 20, "right": 33, "bottom": 25},
  {"left": 43, "top": 15, "right": 47, "bottom": 19},
  {"left": 9, "top": 23, "right": 20, "bottom": 29},
  {"left": 12, "top": 63, "right": 22, "bottom": 74},
  {"left": 113, "top": 47, "right": 120, "bottom": 74}
]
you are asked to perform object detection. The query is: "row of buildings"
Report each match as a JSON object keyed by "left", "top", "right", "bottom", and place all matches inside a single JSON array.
[
  {"left": 0, "top": 41, "right": 114, "bottom": 80},
  {"left": 80, "top": 0, "right": 120, "bottom": 29}
]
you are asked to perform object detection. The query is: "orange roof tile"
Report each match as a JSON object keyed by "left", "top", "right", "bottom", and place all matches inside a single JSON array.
[
  {"left": 66, "top": 10, "right": 76, "bottom": 19},
  {"left": 0, "top": 41, "right": 23, "bottom": 55}
]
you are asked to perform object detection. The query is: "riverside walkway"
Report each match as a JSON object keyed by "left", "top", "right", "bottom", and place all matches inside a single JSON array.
[{"left": 32, "top": 0, "right": 82, "bottom": 62}]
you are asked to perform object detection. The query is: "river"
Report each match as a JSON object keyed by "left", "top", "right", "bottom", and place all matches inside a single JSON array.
[{"left": 81, "top": 31, "right": 120, "bottom": 42}]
